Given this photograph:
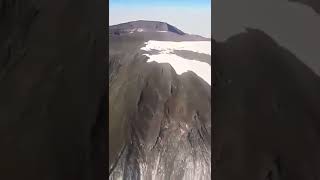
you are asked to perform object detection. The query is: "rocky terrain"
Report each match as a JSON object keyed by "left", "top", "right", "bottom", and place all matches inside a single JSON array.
[{"left": 109, "top": 21, "right": 211, "bottom": 180}]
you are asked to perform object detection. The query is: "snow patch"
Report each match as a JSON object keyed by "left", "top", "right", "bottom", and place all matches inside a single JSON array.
[
  {"left": 141, "top": 40, "right": 211, "bottom": 55},
  {"left": 137, "top": 28, "right": 144, "bottom": 32},
  {"left": 141, "top": 40, "right": 211, "bottom": 86},
  {"left": 126, "top": 28, "right": 145, "bottom": 33}
]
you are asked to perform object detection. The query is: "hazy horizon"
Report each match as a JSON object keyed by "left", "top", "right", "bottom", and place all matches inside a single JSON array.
[{"left": 109, "top": 0, "right": 211, "bottom": 38}]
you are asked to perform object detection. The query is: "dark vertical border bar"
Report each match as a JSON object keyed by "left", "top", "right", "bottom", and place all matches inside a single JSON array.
[
  {"left": 211, "top": 0, "right": 215, "bottom": 180},
  {"left": 106, "top": 0, "right": 110, "bottom": 178},
  {"left": 91, "top": 0, "right": 108, "bottom": 179}
]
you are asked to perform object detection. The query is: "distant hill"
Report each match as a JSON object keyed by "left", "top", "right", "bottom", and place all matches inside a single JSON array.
[{"left": 109, "top": 20, "right": 210, "bottom": 41}]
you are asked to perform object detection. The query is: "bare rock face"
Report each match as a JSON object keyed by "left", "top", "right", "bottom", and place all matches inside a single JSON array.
[
  {"left": 109, "top": 22, "right": 211, "bottom": 180},
  {"left": 0, "top": 1, "right": 107, "bottom": 180}
]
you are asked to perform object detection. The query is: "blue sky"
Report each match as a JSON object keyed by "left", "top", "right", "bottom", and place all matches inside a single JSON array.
[
  {"left": 109, "top": 0, "right": 211, "bottom": 37},
  {"left": 110, "top": 0, "right": 210, "bottom": 8}
]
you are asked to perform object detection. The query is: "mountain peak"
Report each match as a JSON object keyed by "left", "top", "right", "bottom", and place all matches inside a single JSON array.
[{"left": 109, "top": 20, "right": 186, "bottom": 35}]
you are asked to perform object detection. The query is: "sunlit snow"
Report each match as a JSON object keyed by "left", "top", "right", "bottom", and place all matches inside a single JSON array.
[
  {"left": 137, "top": 28, "right": 144, "bottom": 32},
  {"left": 141, "top": 40, "right": 211, "bottom": 86},
  {"left": 141, "top": 40, "right": 211, "bottom": 55}
]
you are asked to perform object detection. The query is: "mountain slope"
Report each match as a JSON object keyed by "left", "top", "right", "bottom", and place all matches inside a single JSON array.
[
  {"left": 109, "top": 20, "right": 210, "bottom": 41},
  {"left": 109, "top": 20, "right": 186, "bottom": 35},
  {"left": 109, "top": 21, "right": 211, "bottom": 180}
]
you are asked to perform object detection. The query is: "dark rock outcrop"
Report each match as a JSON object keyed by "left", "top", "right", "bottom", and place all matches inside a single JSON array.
[{"left": 0, "top": 1, "right": 107, "bottom": 180}]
